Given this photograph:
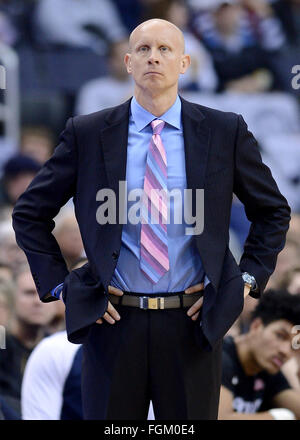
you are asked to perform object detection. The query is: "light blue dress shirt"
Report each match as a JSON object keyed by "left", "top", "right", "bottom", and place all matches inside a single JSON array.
[{"left": 110, "top": 96, "right": 206, "bottom": 293}]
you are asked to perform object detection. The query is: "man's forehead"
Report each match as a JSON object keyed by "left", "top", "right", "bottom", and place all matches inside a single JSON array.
[{"left": 130, "top": 20, "right": 184, "bottom": 48}]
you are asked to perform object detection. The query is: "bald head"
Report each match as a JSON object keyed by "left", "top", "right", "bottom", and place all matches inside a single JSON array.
[
  {"left": 124, "top": 17, "right": 190, "bottom": 110},
  {"left": 129, "top": 19, "right": 185, "bottom": 54}
]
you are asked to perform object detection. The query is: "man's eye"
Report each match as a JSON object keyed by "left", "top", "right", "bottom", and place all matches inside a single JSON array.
[
  {"left": 139, "top": 46, "right": 148, "bottom": 52},
  {"left": 160, "top": 47, "right": 168, "bottom": 51}
]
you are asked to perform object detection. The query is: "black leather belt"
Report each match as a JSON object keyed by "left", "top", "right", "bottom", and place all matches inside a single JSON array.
[{"left": 108, "top": 292, "right": 203, "bottom": 310}]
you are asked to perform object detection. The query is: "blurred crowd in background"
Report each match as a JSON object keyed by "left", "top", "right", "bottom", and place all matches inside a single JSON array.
[{"left": 0, "top": 0, "right": 299, "bottom": 420}]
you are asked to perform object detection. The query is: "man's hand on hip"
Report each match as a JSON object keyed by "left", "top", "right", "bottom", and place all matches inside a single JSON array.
[
  {"left": 185, "top": 282, "right": 204, "bottom": 321},
  {"left": 96, "top": 285, "right": 124, "bottom": 325}
]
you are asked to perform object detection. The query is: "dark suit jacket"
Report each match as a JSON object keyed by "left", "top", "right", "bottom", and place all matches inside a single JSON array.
[{"left": 12, "top": 97, "right": 291, "bottom": 350}]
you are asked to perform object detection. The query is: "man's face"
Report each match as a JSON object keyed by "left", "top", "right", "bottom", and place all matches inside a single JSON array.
[
  {"left": 251, "top": 319, "right": 295, "bottom": 374},
  {"left": 14, "top": 271, "right": 56, "bottom": 327},
  {"left": 124, "top": 20, "right": 190, "bottom": 96}
]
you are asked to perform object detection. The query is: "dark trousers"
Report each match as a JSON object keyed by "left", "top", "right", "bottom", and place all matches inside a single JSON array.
[{"left": 81, "top": 298, "right": 222, "bottom": 420}]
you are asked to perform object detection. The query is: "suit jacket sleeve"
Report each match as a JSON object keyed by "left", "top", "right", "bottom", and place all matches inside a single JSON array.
[
  {"left": 233, "top": 115, "right": 291, "bottom": 297},
  {"left": 12, "top": 118, "right": 78, "bottom": 302}
]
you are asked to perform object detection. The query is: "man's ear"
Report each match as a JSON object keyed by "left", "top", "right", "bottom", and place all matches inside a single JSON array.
[
  {"left": 180, "top": 54, "right": 191, "bottom": 74},
  {"left": 124, "top": 53, "right": 132, "bottom": 73}
]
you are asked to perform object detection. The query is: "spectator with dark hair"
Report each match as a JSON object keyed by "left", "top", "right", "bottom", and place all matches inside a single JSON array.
[
  {"left": 219, "top": 290, "right": 300, "bottom": 419},
  {"left": 0, "top": 263, "right": 57, "bottom": 417}
]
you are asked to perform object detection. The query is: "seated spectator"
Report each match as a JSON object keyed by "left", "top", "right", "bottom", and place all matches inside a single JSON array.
[
  {"left": 76, "top": 39, "right": 133, "bottom": 115},
  {"left": 0, "top": 263, "right": 57, "bottom": 417},
  {"left": 191, "top": 0, "right": 287, "bottom": 91},
  {"left": 0, "top": 154, "right": 41, "bottom": 214},
  {"left": 219, "top": 290, "right": 300, "bottom": 419},
  {"left": 33, "top": 0, "right": 127, "bottom": 54},
  {"left": 20, "top": 126, "right": 55, "bottom": 165}
]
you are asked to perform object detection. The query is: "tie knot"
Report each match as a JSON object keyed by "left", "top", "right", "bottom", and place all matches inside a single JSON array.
[{"left": 151, "top": 119, "right": 165, "bottom": 135}]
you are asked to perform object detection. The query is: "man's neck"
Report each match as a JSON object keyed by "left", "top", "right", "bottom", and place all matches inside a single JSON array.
[
  {"left": 134, "top": 88, "right": 178, "bottom": 117},
  {"left": 234, "top": 334, "right": 263, "bottom": 376}
]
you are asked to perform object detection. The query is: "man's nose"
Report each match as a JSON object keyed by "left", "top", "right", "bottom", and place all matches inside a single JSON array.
[{"left": 148, "top": 49, "right": 160, "bottom": 64}]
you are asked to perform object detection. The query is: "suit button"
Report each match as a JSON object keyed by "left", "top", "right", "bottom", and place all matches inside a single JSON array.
[{"left": 112, "top": 251, "right": 119, "bottom": 260}]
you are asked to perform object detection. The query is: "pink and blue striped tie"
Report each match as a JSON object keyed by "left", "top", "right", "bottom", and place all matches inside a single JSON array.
[{"left": 140, "top": 119, "right": 169, "bottom": 283}]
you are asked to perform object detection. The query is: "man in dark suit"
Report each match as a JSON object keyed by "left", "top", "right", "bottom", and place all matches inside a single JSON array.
[{"left": 12, "top": 19, "right": 290, "bottom": 420}]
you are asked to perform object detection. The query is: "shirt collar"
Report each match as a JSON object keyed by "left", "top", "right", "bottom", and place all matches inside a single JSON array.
[{"left": 130, "top": 95, "right": 182, "bottom": 132}]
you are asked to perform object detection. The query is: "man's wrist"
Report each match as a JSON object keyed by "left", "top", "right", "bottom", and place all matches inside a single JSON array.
[
  {"left": 242, "top": 272, "right": 258, "bottom": 291},
  {"left": 242, "top": 272, "right": 260, "bottom": 299}
]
